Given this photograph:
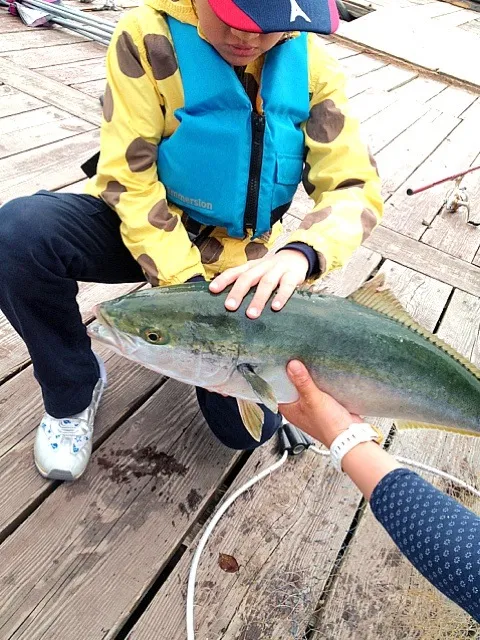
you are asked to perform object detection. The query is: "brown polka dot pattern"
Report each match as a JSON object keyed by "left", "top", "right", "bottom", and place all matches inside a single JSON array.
[
  {"left": 101, "top": 181, "right": 127, "bottom": 207},
  {"left": 300, "top": 206, "right": 332, "bottom": 231},
  {"left": 147, "top": 200, "right": 178, "bottom": 232},
  {"left": 302, "top": 162, "right": 315, "bottom": 196},
  {"left": 125, "top": 138, "right": 157, "bottom": 173},
  {"left": 245, "top": 242, "right": 268, "bottom": 261},
  {"left": 144, "top": 34, "right": 178, "bottom": 81},
  {"left": 137, "top": 254, "right": 159, "bottom": 286},
  {"left": 103, "top": 83, "right": 114, "bottom": 122},
  {"left": 335, "top": 179, "right": 366, "bottom": 190},
  {"left": 116, "top": 32, "right": 145, "bottom": 79},
  {"left": 306, "top": 100, "right": 345, "bottom": 144},
  {"left": 199, "top": 237, "right": 223, "bottom": 265},
  {"left": 361, "top": 209, "right": 378, "bottom": 242}
]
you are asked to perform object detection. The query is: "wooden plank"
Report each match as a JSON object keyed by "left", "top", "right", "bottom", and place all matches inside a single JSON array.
[
  {"left": 383, "top": 117, "right": 480, "bottom": 237},
  {"left": 314, "top": 285, "right": 480, "bottom": 639},
  {"left": 360, "top": 97, "right": 430, "bottom": 153},
  {"left": 40, "top": 57, "right": 106, "bottom": 86},
  {"left": 0, "top": 128, "right": 100, "bottom": 205},
  {"left": 388, "top": 75, "right": 447, "bottom": 104},
  {"left": 377, "top": 260, "right": 453, "bottom": 330},
  {"left": 0, "top": 281, "right": 142, "bottom": 382},
  {"left": 0, "top": 107, "right": 95, "bottom": 159},
  {"left": 341, "top": 52, "right": 388, "bottom": 78},
  {"left": 432, "top": 6, "right": 479, "bottom": 25},
  {"left": 0, "top": 379, "right": 240, "bottom": 640},
  {"left": 348, "top": 88, "right": 399, "bottom": 123},
  {"left": 56, "top": 178, "right": 89, "bottom": 193},
  {"left": 0, "top": 58, "right": 101, "bottom": 126},
  {"left": 377, "top": 108, "right": 459, "bottom": 197},
  {"left": 71, "top": 78, "right": 105, "bottom": 98},
  {"left": 346, "top": 64, "right": 418, "bottom": 99},
  {"left": 460, "top": 95, "right": 480, "bottom": 119},
  {"left": 364, "top": 225, "right": 480, "bottom": 296},
  {"left": 0, "top": 29, "right": 86, "bottom": 53},
  {"left": 321, "top": 41, "right": 361, "bottom": 59},
  {"left": 337, "top": 8, "right": 480, "bottom": 89},
  {"left": 426, "top": 84, "right": 478, "bottom": 116},
  {"left": 0, "top": 17, "right": 35, "bottom": 33},
  {"left": 1, "top": 41, "right": 105, "bottom": 69},
  {"left": 401, "top": 1, "right": 462, "bottom": 16},
  {"left": 0, "top": 86, "right": 46, "bottom": 119},
  {"left": 474, "top": 248, "right": 480, "bottom": 266}
]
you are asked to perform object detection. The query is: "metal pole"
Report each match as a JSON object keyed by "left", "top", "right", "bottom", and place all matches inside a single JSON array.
[
  {"left": 21, "top": 0, "right": 115, "bottom": 33},
  {"left": 52, "top": 15, "right": 111, "bottom": 43},
  {"left": 25, "top": 0, "right": 116, "bottom": 27},
  {"left": 407, "top": 165, "right": 480, "bottom": 196}
]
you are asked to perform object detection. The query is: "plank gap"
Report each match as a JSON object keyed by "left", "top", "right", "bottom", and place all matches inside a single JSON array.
[
  {"left": 304, "top": 422, "right": 398, "bottom": 638},
  {"left": 304, "top": 499, "right": 369, "bottom": 638},
  {"left": 113, "top": 545, "right": 188, "bottom": 640},
  {"left": 432, "top": 286, "right": 456, "bottom": 334}
]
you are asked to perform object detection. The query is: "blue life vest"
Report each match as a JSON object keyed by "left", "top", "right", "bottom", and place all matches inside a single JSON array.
[{"left": 157, "top": 18, "right": 310, "bottom": 239}]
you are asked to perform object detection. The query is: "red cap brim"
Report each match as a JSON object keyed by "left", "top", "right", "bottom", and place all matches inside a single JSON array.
[{"left": 208, "top": 0, "right": 262, "bottom": 32}]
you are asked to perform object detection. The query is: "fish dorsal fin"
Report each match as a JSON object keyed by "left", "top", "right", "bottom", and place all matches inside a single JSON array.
[{"left": 348, "top": 273, "right": 480, "bottom": 383}]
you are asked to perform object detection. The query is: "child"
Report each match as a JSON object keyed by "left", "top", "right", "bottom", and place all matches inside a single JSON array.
[{"left": 0, "top": 0, "right": 383, "bottom": 481}]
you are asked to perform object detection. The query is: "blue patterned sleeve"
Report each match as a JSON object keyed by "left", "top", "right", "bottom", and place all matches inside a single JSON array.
[{"left": 370, "top": 468, "right": 480, "bottom": 622}]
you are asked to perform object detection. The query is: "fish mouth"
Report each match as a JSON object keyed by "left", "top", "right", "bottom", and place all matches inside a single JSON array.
[{"left": 88, "top": 306, "right": 137, "bottom": 354}]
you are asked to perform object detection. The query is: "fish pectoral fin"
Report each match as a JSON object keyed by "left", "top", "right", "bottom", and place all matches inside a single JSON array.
[
  {"left": 237, "top": 399, "right": 264, "bottom": 442},
  {"left": 396, "top": 420, "right": 480, "bottom": 438},
  {"left": 237, "top": 364, "right": 278, "bottom": 413}
]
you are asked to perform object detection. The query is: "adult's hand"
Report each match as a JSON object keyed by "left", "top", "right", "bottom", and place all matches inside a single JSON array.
[{"left": 279, "top": 360, "right": 362, "bottom": 448}]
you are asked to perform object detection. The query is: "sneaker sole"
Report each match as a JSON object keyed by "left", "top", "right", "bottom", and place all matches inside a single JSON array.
[{"left": 35, "top": 462, "right": 78, "bottom": 482}]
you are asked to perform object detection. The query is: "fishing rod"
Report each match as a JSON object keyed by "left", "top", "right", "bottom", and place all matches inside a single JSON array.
[
  {"left": 407, "top": 164, "right": 480, "bottom": 196},
  {"left": 407, "top": 164, "right": 480, "bottom": 226}
]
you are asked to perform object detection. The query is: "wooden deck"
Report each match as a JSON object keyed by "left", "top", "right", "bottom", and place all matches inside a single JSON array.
[{"left": 0, "top": 4, "right": 479, "bottom": 639}]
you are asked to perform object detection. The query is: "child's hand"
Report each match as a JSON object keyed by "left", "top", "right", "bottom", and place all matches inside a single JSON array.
[{"left": 209, "top": 249, "right": 308, "bottom": 318}]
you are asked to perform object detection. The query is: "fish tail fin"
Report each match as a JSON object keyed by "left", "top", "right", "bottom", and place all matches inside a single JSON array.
[
  {"left": 237, "top": 399, "right": 264, "bottom": 443},
  {"left": 396, "top": 420, "right": 480, "bottom": 438}
]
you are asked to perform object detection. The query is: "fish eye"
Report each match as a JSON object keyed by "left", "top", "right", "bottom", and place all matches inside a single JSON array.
[{"left": 144, "top": 329, "right": 169, "bottom": 345}]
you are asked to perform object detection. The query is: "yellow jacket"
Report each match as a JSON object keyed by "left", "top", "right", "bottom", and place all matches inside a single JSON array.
[{"left": 85, "top": 0, "right": 383, "bottom": 286}]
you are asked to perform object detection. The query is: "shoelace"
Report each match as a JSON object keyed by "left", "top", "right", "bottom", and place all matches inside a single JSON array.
[{"left": 56, "top": 412, "right": 90, "bottom": 436}]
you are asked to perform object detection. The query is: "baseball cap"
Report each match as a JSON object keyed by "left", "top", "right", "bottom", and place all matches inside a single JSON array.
[{"left": 207, "top": 0, "right": 340, "bottom": 34}]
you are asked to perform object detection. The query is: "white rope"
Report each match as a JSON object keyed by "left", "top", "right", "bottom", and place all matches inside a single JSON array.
[
  {"left": 186, "top": 444, "right": 480, "bottom": 639},
  {"left": 186, "top": 451, "right": 288, "bottom": 640},
  {"left": 394, "top": 455, "right": 480, "bottom": 499},
  {"left": 310, "top": 445, "right": 480, "bottom": 498}
]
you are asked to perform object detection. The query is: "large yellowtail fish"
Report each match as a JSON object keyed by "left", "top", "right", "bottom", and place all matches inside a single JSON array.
[{"left": 88, "top": 275, "right": 480, "bottom": 442}]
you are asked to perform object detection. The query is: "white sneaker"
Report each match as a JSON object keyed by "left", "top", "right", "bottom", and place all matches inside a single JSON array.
[{"left": 34, "top": 354, "right": 107, "bottom": 481}]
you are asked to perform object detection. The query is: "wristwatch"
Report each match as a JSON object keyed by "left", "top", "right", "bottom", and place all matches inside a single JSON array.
[{"left": 329, "top": 422, "right": 383, "bottom": 472}]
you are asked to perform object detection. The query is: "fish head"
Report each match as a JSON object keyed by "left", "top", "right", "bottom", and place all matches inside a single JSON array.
[{"left": 88, "top": 283, "right": 239, "bottom": 388}]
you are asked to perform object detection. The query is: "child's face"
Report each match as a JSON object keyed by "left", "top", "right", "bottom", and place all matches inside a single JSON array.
[{"left": 194, "top": 0, "right": 285, "bottom": 65}]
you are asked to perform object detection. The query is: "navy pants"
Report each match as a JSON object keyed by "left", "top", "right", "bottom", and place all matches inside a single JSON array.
[{"left": 0, "top": 191, "right": 281, "bottom": 450}]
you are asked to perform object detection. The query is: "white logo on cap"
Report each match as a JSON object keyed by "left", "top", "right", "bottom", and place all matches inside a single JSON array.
[{"left": 289, "top": 0, "right": 311, "bottom": 23}]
